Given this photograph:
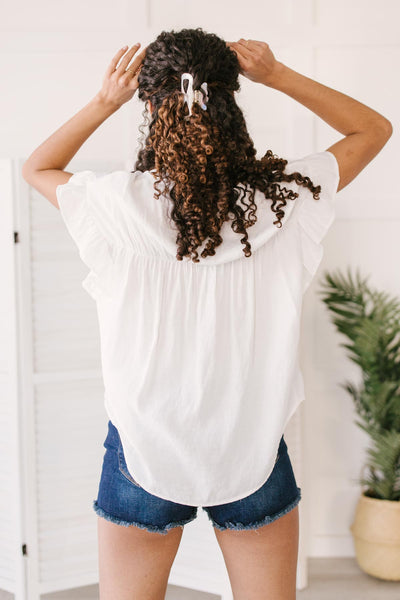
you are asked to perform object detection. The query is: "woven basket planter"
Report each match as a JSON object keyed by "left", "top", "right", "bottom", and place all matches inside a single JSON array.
[{"left": 350, "top": 492, "right": 400, "bottom": 581}]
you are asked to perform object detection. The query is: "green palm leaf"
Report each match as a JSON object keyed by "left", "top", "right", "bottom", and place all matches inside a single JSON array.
[{"left": 319, "top": 268, "right": 400, "bottom": 501}]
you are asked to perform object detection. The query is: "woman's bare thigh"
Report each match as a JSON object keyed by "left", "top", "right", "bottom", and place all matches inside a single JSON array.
[
  {"left": 97, "top": 516, "right": 183, "bottom": 600},
  {"left": 213, "top": 504, "right": 299, "bottom": 600}
]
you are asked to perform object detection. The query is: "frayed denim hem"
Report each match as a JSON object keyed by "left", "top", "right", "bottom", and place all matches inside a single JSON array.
[
  {"left": 205, "top": 486, "right": 302, "bottom": 533},
  {"left": 92, "top": 499, "right": 197, "bottom": 535}
]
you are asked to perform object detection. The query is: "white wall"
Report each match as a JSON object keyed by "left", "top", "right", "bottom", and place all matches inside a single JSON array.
[{"left": 2, "top": 0, "right": 398, "bottom": 559}]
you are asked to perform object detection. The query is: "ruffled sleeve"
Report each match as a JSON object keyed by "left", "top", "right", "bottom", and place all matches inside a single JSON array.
[
  {"left": 56, "top": 170, "right": 130, "bottom": 301},
  {"left": 285, "top": 150, "right": 340, "bottom": 293}
]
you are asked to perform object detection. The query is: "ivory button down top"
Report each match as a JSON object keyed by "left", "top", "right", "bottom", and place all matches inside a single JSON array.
[{"left": 56, "top": 150, "right": 340, "bottom": 506}]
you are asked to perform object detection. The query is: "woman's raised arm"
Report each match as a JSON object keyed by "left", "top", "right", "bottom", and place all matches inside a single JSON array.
[{"left": 227, "top": 39, "right": 393, "bottom": 192}]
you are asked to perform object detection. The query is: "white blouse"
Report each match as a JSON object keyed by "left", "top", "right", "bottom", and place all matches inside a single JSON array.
[{"left": 56, "top": 150, "right": 340, "bottom": 506}]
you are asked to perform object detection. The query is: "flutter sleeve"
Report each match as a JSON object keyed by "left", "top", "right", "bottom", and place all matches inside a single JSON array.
[
  {"left": 285, "top": 150, "right": 340, "bottom": 293},
  {"left": 56, "top": 170, "right": 130, "bottom": 301}
]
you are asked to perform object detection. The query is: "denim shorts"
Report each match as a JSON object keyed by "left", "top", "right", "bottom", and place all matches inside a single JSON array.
[{"left": 93, "top": 420, "right": 302, "bottom": 536}]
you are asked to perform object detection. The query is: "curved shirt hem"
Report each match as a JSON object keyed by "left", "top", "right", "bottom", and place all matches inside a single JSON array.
[{"left": 104, "top": 394, "right": 304, "bottom": 507}]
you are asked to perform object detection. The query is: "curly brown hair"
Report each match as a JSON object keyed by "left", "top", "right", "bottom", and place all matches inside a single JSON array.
[{"left": 134, "top": 27, "right": 322, "bottom": 263}]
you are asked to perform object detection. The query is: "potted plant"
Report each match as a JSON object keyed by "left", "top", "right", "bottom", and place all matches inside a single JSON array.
[{"left": 318, "top": 267, "right": 400, "bottom": 581}]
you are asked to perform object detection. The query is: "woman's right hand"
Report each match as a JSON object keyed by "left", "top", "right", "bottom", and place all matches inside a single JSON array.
[{"left": 226, "top": 39, "right": 282, "bottom": 87}]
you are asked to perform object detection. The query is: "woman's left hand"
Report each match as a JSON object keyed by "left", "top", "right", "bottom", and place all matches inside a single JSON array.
[{"left": 96, "top": 43, "right": 147, "bottom": 110}]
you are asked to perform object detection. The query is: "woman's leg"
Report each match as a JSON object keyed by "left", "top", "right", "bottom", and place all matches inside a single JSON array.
[
  {"left": 97, "top": 517, "right": 184, "bottom": 600},
  {"left": 213, "top": 504, "right": 299, "bottom": 600}
]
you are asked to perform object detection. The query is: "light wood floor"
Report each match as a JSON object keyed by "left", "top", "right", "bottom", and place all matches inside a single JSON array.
[{"left": 1, "top": 558, "right": 399, "bottom": 599}]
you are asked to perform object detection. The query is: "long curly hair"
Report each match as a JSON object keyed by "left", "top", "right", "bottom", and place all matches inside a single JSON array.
[{"left": 134, "top": 27, "right": 322, "bottom": 263}]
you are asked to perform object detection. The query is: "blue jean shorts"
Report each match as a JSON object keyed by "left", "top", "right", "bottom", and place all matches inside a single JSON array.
[{"left": 93, "top": 420, "right": 302, "bottom": 536}]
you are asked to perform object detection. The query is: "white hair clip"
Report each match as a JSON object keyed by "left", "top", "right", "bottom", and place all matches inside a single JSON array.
[{"left": 181, "top": 72, "right": 209, "bottom": 118}]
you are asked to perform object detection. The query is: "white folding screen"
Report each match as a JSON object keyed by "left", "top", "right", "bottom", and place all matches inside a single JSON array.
[
  {"left": 13, "top": 158, "right": 125, "bottom": 599},
  {"left": 0, "top": 161, "right": 23, "bottom": 597}
]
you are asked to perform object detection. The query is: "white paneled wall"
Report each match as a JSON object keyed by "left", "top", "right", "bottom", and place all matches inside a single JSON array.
[
  {"left": 1, "top": 0, "right": 398, "bottom": 598},
  {"left": 310, "top": 4, "right": 399, "bottom": 557}
]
